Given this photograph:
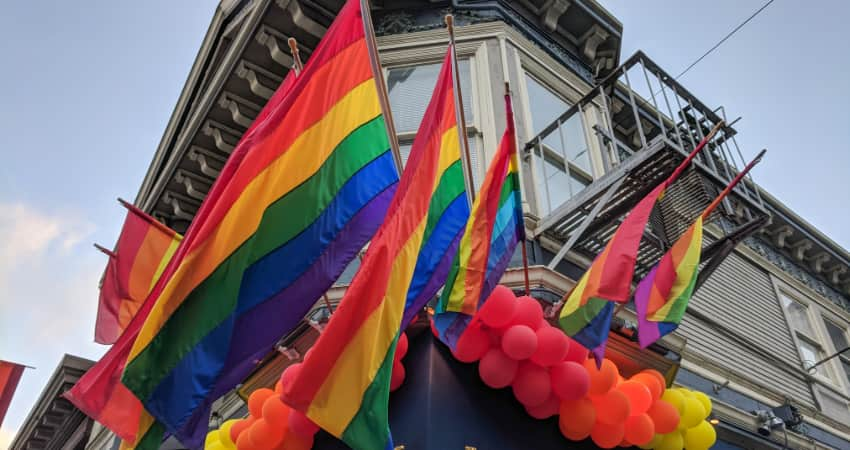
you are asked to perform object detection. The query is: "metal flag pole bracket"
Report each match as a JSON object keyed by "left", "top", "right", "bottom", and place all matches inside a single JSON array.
[{"left": 287, "top": 37, "right": 304, "bottom": 75}]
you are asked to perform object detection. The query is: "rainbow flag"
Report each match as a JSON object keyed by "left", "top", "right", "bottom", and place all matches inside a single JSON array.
[
  {"left": 119, "top": 2, "right": 398, "bottom": 446},
  {"left": 281, "top": 25, "right": 461, "bottom": 450},
  {"left": 401, "top": 46, "right": 470, "bottom": 329},
  {"left": 95, "top": 201, "right": 181, "bottom": 345},
  {"left": 65, "top": 31, "right": 307, "bottom": 450},
  {"left": 558, "top": 130, "right": 717, "bottom": 360},
  {"left": 434, "top": 90, "right": 523, "bottom": 347},
  {"left": 635, "top": 217, "right": 702, "bottom": 348},
  {"left": 0, "top": 361, "right": 25, "bottom": 429}
]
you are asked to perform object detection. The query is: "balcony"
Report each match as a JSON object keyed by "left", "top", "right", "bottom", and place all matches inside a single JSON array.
[{"left": 528, "top": 51, "right": 769, "bottom": 279}]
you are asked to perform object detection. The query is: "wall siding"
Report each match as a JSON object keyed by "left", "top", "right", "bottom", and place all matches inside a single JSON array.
[{"left": 678, "top": 251, "right": 816, "bottom": 408}]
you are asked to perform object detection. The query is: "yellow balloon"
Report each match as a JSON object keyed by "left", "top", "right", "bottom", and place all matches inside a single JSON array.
[
  {"left": 636, "top": 433, "right": 663, "bottom": 449},
  {"left": 678, "top": 388, "right": 695, "bottom": 398},
  {"left": 207, "top": 442, "right": 225, "bottom": 450},
  {"left": 679, "top": 397, "right": 706, "bottom": 430},
  {"left": 219, "top": 420, "right": 239, "bottom": 449},
  {"left": 684, "top": 421, "right": 717, "bottom": 450},
  {"left": 692, "top": 391, "right": 712, "bottom": 417},
  {"left": 661, "top": 389, "right": 685, "bottom": 412},
  {"left": 655, "top": 431, "right": 684, "bottom": 450},
  {"left": 205, "top": 430, "right": 221, "bottom": 449}
]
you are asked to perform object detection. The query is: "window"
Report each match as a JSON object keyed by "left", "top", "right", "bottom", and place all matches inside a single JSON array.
[
  {"left": 779, "top": 291, "right": 842, "bottom": 385},
  {"left": 386, "top": 60, "right": 482, "bottom": 187},
  {"left": 780, "top": 293, "right": 816, "bottom": 337},
  {"left": 824, "top": 320, "right": 850, "bottom": 388},
  {"left": 524, "top": 74, "right": 592, "bottom": 215}
]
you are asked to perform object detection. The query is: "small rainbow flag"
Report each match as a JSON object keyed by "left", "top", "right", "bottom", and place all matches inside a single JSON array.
[
  {"left": 635, "top": 217, "right": 702, "bottom": 348},
  {"left": 401, "top": 46, "right": 470, "bottom": 329},
  {"left": 94, "top": 200, "right": 181, "bottom": 345},
  {"left": 434, "top": 89, "right": 523, "bottom": 347},
  {"left": 0, "top": 361, "right": 25, "bottom": 429},
  {"left": 282, "top": 25, "right": 461, "bottom": 450},
  {"left": 635, "top": 149, "right": 765, "bottom": 348},
  {"left": 558, "top": 124, "right": 722, "bottom": 360},
  {"left": 119, "top": 1, "right": 399, "bottom": 446}
]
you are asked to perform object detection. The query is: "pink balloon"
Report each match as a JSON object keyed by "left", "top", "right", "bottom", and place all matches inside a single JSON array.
[
  {"left": 525, "top": 393, "right": 560, "bottom": 419},
  {"left": 530, "top": 326, "right": 569, "bottom": 366},
  {"left": 550, "top": 361, "right": 590, "bottom": 401},
  {"left": 390, "top": 360, "right": 405, "bottom": 392},
  {"left": 279, "top": 363, "right": 302, "bottom": 392},
  {"left": 479, "top": 348, "right": 518, "bottom": 388},
  {"left": 395, "top": 333, "right": 409, "bottom": 362},
  {"left": 512, "top": 296, "right": 544, "bottom": 329},
  {"left": 479, "top": 285, "right": 517, "bottom": 328},
  {"left": 563, "top": 337, "right": 589, "bottom": 363},
  {"left": 512, "top": 362, "right": 552, "bottom": 407},
  {"left": 288, "top": 410, "right": 319, "bottom": 437},
  {"left": 501, "top": 325, "right": 538, "bottom": 360},
  {"left": 453, "top": 325, "right": 492, "bottom": 363}
]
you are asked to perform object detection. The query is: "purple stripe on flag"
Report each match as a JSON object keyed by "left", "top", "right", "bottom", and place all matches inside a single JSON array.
[
  {"left": 635, "top": 265, "right": 661, "bottom": 349},
  {"left": 402, "top": 230, "right": 463, "bottom": 329}
]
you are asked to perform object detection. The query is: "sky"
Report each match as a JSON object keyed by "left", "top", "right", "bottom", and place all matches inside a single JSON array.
[{"left": 0, "top": 0, "right": 848, "bottom": 447}]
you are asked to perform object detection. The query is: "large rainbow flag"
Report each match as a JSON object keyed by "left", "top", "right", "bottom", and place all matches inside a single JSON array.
[
  {"left": 94, "top": 200, "right": 181, "bottom": 345},
  {"left": 434, "top": 89, "right": 523, "bottom": 347},
  {"left": 119, "top": 1, "right": 399, "bottom": 446},
  {"left": 401, "top": 46, "right": 470, "bottom": 329},
  {"left": 65, "top": 32, "right": 307, "bottom": 450},
  {"left": 281, "top": 25, "right": 462, "bottom": 450},
  {"left": 558, "top": 125, "right": 721, "bottom": 360},
  {"left": 635, "top": 149, "right": 764, "bottom": 348}
]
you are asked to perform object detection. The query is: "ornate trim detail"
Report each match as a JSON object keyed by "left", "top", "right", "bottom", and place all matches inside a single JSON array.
[{"left": 745, "top": 236, "right": 850, "bottom": 312}]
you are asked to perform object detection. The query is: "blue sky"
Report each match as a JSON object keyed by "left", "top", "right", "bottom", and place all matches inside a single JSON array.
[{"left": 0, "top": 0, "right": 848, "bottom": 446}]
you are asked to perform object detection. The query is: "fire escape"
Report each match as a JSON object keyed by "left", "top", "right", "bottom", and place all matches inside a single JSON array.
[{"left": 528, "top": 51, "right": 769, "bottom": 296}]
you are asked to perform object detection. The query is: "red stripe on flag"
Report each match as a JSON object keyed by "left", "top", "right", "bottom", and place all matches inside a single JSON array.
[{"left": 0, "top": 361, "right": 25, "bottom": 429}]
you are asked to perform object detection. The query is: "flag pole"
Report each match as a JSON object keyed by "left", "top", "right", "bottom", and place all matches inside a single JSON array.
[
  {"left": 504, "top": 80, "right": 531, "bottom": 295},
  {"left": 701, "top": 148, "right": 766, "bottom": 220},
  {"left": 361, "top": 0, "right": 403, "bottom": 173},
  {"left": 93, "top": 243, "right": 117, "bottom": 258},
  {"left": 445, "top": 14, "right": 477, "bottom": 203},
  {"left": 287, "top": 38, "right": 304, "bottom": 75},
  {"left": 117, "top": 198, "right": 180, "bottom": 239}
]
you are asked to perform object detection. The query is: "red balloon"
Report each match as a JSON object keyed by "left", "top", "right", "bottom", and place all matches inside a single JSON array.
[
  {"left": 530, "top": 326, "right": 569, "bottom": 366},
  {"left": 479, "top": 285, "right": 517, "bottom": 328},
  {"left": 454, "top": 324, "right": 491, "bottom": 363},
  {"left": 526, "top": 393, "right": 560, "bottom": 419},
  {"left": 631, "top": 373, "right": 663, "bottom": 403},
  {"left": 624, "top": 413, "right": 655, "bottom": 445},
  {"left": 390, "top": 360, "right": 405, "bottom": 392},
  {"left": 250, "top": 418, "right": 284, "bottom": 449},
  {"left": 262, "top": 395, "right": 291, "bottom": 426},
  {"left": 592, "top": 389, "right": 631, "bottom": 425},
  {"left": 248, "top": 388, "right": 274, "bottom": 418},
  {"left": 583, "top": 358, "right": 619, "bottom": 396},
  {"left": 512, "top": 296, "right": 544, "bottom": 329},
  {"left": 279, "top": 363, "right": 302, "bottom": 393},
  {"left": 501, "top": 325, "right": 538, "bottom": 360},
  {"left": 619, "top": 380, "right": 652, "bottom": 415},
  {"left": 288, "top": 410, "right": 319, "bottom": 437},
  {"left": 563, "top": 337, "right": 589, "bottom": 363},
  {"left": 512, "top": 362, "right": 552, "bottom": 407},
  {"left": 395, "top": 333, "right": 409, "bottom": 361},
  {"left": 230, "top": 417, "right": 256, "bottom": 443},
  {"left": 591, "top": 421, "right": 625, "bottom": 449},
  {"left": 479, "top": 348, "right": 519, "bottom": 388},
  {"left": 646, "top": 399, "right": 680, "bottom": 434},
  {"left": 550, "top": 361, "right": 590, "bottom": 401},
  {"left": 559, "top": 398, "right": 596, "bottom": 441}
]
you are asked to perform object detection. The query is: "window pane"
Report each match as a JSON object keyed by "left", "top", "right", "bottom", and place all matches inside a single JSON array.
[
  {"left": 525, "top": 74, "right": 567, "bottom": 134},
  {"left": 387, "top": 60, "right": 473, "bottom": 134},
  {"left": 563, "top": 114, "right": 592, "bottom": 173},
  {"left": 798, "top": 339, "right": 821, "bottom": 369},
  {"left": 825, "top": 320, "right": 849, "bottom": 351},
  {"left": 543, "top": 153, "right": 571, "bottom": 211},
  {"left": 781, "top": 294, "right": 816, "bottom": 337},
  {"left": 568, "top": 170, "right": 590, "bottom": 196}
]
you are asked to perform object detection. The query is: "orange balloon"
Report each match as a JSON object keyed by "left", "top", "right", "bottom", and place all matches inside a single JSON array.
[
  {"left": 591, "top": 420, "right": 625, "bottom": 449},
  {"left": 631, "top": 373, "right": 663, "bottom": 403},
  {"left": 619, "top": 381, "right": 652, "bottom": 415},
  {"left": 559, "top": 397, "right": 597, "bottom": 440},
  {"left": 262, "top": 395, "right": 291, "bottom": 426},
  {"left": 624, "top": 413, "right": 655, "bottom": 445},
  {"left": 236, "top": 425, "right": 258, "bottom": 450},
  {"left": 231, "top": 417, "right": 256, "bottom": 443},
  {"left": 274, "top": 379, "right": 284, "bottom": 395},
  {"left": 593, "top": 389, "right": 631, "bottom": 425},
  {"left": 583, "top": 358, "right": 619, "bottom": 396},
  {"left": 250, "top": 418, "right": 284, "bottom": 449},
  {"left": 640, "top": 369, "right": 667, "bottom": 391},
  {"left": 647, "top": 399, "right": 680, "bottom": 434},
  {"left": 248, "top": 388, "right": 275, "bottom": 418}
]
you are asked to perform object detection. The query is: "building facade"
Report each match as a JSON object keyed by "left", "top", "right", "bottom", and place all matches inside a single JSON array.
[{"left": 68, "top": 0, "right": 850, "bottom": 449}]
